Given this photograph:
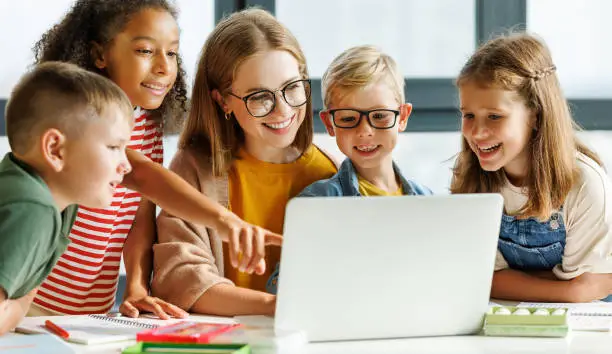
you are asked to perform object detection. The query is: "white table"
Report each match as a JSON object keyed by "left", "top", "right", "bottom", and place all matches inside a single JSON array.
[
  {"left": 305, "top": 332, "right": 612, "bottom": 354},
  {"left": 5, "top": 330, "right": 612, "bottom": 354}
]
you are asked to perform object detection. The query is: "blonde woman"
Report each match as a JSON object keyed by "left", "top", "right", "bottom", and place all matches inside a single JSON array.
[{"left": 152, "top": 9, "right": 337, "bottom": 316}]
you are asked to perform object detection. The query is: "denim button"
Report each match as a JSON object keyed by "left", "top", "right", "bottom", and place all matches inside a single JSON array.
[{"left": 550, "top": 220, "right": 559, "bottom": 230}]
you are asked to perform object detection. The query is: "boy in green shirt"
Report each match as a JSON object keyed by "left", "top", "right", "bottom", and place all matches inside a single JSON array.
[{"left": 0, "top": 62, "right": 133, "bottom": 334}]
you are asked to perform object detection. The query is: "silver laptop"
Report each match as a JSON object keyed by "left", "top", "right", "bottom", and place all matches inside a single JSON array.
[{"left": 275, "top": 194, "right": 503, "bottom": 342}]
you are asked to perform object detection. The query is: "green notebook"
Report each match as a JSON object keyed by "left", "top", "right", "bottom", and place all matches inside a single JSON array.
[{"left": 122, "top": 342, "right": 250, "bottom": 354}]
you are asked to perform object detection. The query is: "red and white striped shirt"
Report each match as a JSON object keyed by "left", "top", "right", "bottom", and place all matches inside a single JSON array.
[{"left": 32, "top": 108, "right": 163, "bottom": 314}]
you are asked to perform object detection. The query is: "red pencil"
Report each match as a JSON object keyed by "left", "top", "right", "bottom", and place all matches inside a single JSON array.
[{"left": 44, "top": 320, "right": 69, "bottom": 339}]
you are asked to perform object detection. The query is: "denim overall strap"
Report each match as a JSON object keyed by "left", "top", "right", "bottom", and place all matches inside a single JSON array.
[{"left": 498, "top": 210, "right": 566, "bottom": 270}]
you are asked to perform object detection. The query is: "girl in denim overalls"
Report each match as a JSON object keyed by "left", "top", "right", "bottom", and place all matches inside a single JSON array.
[{"left": 451, "top": 33, "right": 612, "bottom": 303}]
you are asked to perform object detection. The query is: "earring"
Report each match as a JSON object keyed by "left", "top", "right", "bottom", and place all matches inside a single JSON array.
[{"left": 225, "top": 112, "right": 232, "bottom": 121}]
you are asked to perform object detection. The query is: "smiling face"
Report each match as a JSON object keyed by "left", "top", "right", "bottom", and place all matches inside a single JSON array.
[
  {"left": 459, "top": 82, "right": 536, "bottom": 182},
  {"left": 94, "top": 8, "right": 179, "bottom": 110},
  {"left": 322, "top": 81, "right": 410, "bottom": 170},
  {"left": 225, "top": 50, "right": 307, "bottom": 157},
  {"left": 60, "top": 103, "right": 133, "bottom": 208}
]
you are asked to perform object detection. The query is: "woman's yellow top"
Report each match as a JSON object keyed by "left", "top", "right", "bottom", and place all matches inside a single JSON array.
[{"left": 225, "top": 145, "right": 337, "bottom": 291}]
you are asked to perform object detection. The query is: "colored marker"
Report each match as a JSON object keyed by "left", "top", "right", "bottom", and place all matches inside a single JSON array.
[{"left": 44, "top": 320, "right": 69, "bottom": 339}]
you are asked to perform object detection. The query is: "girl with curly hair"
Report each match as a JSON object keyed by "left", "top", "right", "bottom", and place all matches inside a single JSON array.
[{"left": 30, "top": 0, "right": 281, "bottom": 319}]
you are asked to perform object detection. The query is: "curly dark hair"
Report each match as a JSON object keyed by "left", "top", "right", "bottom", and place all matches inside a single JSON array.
[{"left": 33, "top": 0, "right": 188, "bottom": 133}]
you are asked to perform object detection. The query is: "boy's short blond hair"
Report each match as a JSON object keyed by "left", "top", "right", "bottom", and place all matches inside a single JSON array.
[
  {"left": 5, "top": 61, "right": 133, "bottom": 154},
  {"left": 322, "top": 45, "right": 405, "bottom": 109}
]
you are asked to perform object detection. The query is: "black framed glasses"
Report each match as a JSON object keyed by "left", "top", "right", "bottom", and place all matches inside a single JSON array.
[
  {"left": 328, "top": 108, "right": 400, "bottom": 129},
  {"left": 228, "top": 79, "right": 311, "bottom": 118}
]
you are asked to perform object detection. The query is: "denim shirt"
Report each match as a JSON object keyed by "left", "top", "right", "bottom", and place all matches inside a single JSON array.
[
  {"left": 264, "top": 158, "right": 432, "bottom": 294},
  {"left": 297, "top": 158, "right": 433, "bottom": 197}
]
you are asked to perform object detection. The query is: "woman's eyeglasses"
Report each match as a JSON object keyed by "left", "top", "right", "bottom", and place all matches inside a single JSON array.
[{"left": 228, "top": 79, "right": 311, "bottom": 118}]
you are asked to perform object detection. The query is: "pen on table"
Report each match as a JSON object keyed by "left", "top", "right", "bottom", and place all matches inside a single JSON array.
[{"left": 44, "top": 320, "right": 69, "bottom": 339}]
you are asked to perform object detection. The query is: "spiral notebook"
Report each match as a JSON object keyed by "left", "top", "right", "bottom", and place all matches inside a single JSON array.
[
  {"left": 517, "top": 302, "right": 612, "bottom": 331},
  {"left": 15, "top": 314, "right": 237, "bottom": 345}
]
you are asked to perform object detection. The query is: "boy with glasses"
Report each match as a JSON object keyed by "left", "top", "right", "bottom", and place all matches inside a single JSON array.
[{"left": 299, "top": 45, "right": 431, "bottom": 197}]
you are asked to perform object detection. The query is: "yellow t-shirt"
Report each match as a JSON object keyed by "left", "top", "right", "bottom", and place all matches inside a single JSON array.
[
  {"left": 357, "top": 174, "right": 403, "bottom": 196},
  {"left": 225, "top": 145, "right": 337, "bottom": 291}
]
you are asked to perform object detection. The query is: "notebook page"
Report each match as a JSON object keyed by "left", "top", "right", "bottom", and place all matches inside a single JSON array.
[
  {"left": 148, "top": 313, "right": 238, "bottom": 325},
  {"left": 517, "top": 301, "right": 612, "bottom": 315},
  {"left": 567, "top": 316, "right": 611, "bottom": 331},
  {"left": 517, "top": 302, "right": 612, "bottom": 331},
  {"left": 15, "top": 315, "right": 200, "bottom": 345},
  {"left": 16, "top": 315, "right": 152, "bottom": 344},
  {"left": 16, "top": 314, "right": 238, "bottom": 345}
]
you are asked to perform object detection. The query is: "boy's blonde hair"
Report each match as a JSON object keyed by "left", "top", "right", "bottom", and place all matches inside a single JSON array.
[
  {"left": 179, "top": 8, "right": 313, "bottom": 176},
  {"left": 6, "top": 61, "right": 133, "bottom": 155},
  {"left": 322, "top": 45, "right": 404, "bottom": 109},
  {"left": 451, "top": 32, "right": 601, "bottom": 220}
]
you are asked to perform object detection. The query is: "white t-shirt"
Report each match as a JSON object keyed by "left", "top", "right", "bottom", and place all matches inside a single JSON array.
[{"left": 494, "top": 153, "right": 612, "bottom": 279}]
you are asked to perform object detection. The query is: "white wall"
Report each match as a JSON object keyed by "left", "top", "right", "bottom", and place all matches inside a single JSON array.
[
  {"left": 2, "top": 0, "right": 611, "bottom": 192},
  {"left": 277, "top": 0, "right": 475, "bottom": 78},
  {"left": 1, "top": 0, "right": 75, "bottom": 96},
  {"left": 0, "top": 138, "right": 8, "bottom": 159},
  {"left": 0, "top": 0, "right": 214, "bottom": 96},
  {"left": 5, "top": 131, "right": 609, "bottom": 196},
  {"left": 528, "top": 0, "right": 612, "bottom": 98}
]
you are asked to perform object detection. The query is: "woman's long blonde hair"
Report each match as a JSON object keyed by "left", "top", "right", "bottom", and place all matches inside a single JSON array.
[
  {"left": 179, "top": 8, "right": 313, "bottom": 176},
  {"left": 450, "top": 33, "right": 601, "bottom": 220}
]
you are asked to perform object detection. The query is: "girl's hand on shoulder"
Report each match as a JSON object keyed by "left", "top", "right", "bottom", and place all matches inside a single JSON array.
[
  {"left": 120, "top": 288, "right": 188, "bottom": 320},
  {"left": 215, "top": 211, "right": 283, "bottom": 275},
  {"left": 570, "top": 272, "right": 612, "bottom": 302}
]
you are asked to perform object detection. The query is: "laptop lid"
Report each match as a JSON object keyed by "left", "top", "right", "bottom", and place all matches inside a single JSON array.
[{"left": 275, "top": 194, "right": 502, "bottom": 342}]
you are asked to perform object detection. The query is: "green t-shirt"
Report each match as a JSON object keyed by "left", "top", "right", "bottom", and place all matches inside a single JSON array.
[{"left": 0, "top": 153, "right": 77, "bottom": 299}]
